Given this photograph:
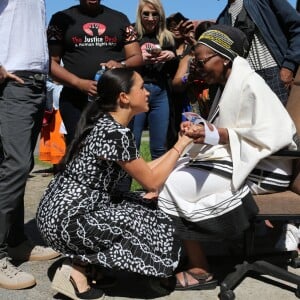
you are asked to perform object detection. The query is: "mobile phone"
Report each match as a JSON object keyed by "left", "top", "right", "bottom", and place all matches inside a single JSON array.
[
  {"left": 146, "top": 45, "right": 162, "bottom": 55},
  {"left": 150, "top": 46, "right": 161, "bottom": 55}
]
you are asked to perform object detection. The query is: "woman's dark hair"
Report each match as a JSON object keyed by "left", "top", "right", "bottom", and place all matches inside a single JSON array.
[
  {"left": 166, "top": 12, "right": 188, "bottom": 28},
  {"left": 60, "top": 68, "right": 136, "bottom": 169}
]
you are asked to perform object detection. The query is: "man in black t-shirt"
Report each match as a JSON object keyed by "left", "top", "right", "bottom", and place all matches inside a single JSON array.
[{"left": 47, "top": 0, "right": 143, "bottom": 145}]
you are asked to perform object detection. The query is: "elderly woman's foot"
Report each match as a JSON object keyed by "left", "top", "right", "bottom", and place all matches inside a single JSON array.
[{"left": 175, "top": 268, "right": 217, "bottom": 290}]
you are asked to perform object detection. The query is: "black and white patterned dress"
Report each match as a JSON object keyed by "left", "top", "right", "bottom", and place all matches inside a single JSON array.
[{"left": 37, "top": 114, "right": 180, "bottom": 277}]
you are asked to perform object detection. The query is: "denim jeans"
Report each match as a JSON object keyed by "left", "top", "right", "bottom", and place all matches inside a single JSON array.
[
  {"left": 133, "top": 83, "right": 169, "bottom": 160},
  {"left": 0, "top": 74, "right": 46, "bottom": 258},
  {"left": 256, "top": 66, "right": 289, "bottom": 106}
]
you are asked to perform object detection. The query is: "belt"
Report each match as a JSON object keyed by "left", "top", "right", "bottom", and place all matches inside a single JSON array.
[{"left": 14, "top": 71, "right": 47, "bottom": 83}]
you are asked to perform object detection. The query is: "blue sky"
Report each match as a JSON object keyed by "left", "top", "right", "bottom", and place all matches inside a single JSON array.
[{"left": 45, "top": 0, "right": 297, "bottom": 24}]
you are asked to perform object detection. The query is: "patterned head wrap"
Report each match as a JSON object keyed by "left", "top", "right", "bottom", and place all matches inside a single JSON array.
[{"left": 198, "top": 24, "right": 249, "bottom": 61}]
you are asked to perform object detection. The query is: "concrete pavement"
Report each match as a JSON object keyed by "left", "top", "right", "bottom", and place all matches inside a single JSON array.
[{"left": 0, "top": 163, "right": 300, "bottom": 300}]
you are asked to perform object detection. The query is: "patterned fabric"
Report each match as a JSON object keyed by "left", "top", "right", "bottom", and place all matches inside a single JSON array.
[
  {"left": 228, "top": 0, "right": 243, "bottom": 21},
  {"left": 228, "top": 0, "right": 277, "bottom": 70},
  {"left": 37, "top": 114, "right": 180, "bottom": 277}
]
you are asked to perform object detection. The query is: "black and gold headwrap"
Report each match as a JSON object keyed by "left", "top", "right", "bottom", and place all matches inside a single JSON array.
[{"left": 198, "top": 24, "right": 249, "bottom": 61}]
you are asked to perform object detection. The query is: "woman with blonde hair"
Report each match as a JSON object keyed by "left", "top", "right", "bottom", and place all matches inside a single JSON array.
[
  {"left": 135, "top": 0, "right": 174, "bottom": 47},
  {"left": 132, "top": 0, "right": 177, "bottom": 160}
]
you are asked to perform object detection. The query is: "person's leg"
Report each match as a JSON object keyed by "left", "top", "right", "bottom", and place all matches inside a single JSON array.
[
  {"left": 0, "top": 77, "right": 48, "bottom": 289},
  {"left": 59, "top": 96, "right": 87, "bottom": 146},
  {"left": 147, "top": 85, "right": 169, "bottom": 159},
  {"left": 182, "top": 240, "right": 209, "bottom": 272},
  {"left": 175, "top": 240, "right": 216, "bottom": 288},
  {"left": 0, "top": 78, "right": 45, "bottom": 256}
]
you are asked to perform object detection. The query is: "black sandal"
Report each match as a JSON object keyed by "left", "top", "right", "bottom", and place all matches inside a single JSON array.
[
  {"left": 69, "top": 277, "right": 105, "bottom": 299},
  {"left": 175, "top": 271, "right": 218, "bottom": 290},
  {"left": 85, "top": 264, "right": 117, "bottom": 288}
]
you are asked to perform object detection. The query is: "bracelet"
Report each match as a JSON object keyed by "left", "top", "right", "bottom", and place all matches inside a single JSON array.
[{"left": 172, "top": 146, "right": 181, "bottom": 156}]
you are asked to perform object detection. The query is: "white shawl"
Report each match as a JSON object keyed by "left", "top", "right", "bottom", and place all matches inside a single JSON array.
[{"left": 217, "top": 57, "right": 296, "bottom": 189}]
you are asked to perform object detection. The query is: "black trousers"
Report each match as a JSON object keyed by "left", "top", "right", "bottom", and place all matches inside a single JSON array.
[
  {"left": 59, "top": 93, "right": 88, "bottom": 146},
  {"left": 0, "top": 73, "right": 46, "bottom": 258}
]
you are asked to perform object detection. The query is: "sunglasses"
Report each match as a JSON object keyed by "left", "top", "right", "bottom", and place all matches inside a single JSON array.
[
  {"left": 142, "top": 11, "right": 160, "bottom": 20},
  {"left": 194, "top": 53, "right": 219, "bottom": 68}
]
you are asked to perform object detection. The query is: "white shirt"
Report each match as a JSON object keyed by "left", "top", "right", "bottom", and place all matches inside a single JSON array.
[{"left": 0, "top": 0, "right": 49, "bottom": 74}]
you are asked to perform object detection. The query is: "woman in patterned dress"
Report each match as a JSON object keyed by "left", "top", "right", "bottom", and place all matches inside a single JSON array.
[{"left": 36, "top": 68, "right": 192, "bottom": 299}]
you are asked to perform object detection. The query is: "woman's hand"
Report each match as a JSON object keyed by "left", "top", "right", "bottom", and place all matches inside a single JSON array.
[
  {"left": 142, "top": 191, "right": 158, "bottom": 201},
  {"left": 155, "top": 50, "right": 175, "bottom": 63},
  {"left": 182, "top": 122, "right": 229, "bottom": 145},
  {"left": 176, "top": 20, "right": 196, "bottom": 45},
  {"left": 174, "top": 129, "right": 193, "bottom": 154},
  {"left": 142, "top": 50, "right": 153, "bottom": 63},
  {"left": 184, "top": 123, "right": 206, "bottom": 143}
]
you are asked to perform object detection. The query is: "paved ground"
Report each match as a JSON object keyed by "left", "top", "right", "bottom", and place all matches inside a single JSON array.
[{"left": 0, "top": 163, "right": 300, "bottom": 300}]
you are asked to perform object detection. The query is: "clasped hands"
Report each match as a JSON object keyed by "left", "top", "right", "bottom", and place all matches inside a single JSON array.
[{"left": 180, "top": 121, "right": 220, "bottom": 145}]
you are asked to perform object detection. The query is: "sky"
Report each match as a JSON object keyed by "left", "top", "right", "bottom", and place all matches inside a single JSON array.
[{"left": 45, "top": 0, "right": 298, "bottom": 24}]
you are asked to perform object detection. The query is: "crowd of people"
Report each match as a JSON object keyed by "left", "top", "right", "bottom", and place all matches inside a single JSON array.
[{"left": 1, "top": 0, "right": 300, "bottom": 299}]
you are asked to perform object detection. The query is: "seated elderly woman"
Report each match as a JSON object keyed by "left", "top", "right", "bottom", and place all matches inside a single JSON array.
[{"left": 158, "top": 25, "right": 297, "bottom": 290}]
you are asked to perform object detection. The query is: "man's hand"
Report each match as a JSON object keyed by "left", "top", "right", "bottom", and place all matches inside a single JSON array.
[
  {"left": 0, "top": 66, "right": 24, "bottom": 84},
  {"left": 280, "top": 67, "right": 294, "bottom": 89}
]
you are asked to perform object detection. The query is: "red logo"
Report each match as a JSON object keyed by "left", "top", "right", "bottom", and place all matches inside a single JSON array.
[
  {"left": 83, "top": 23, "right": 106, "bottom": 36},
  {"left": 141, "top": 42, "right": 157, "bottom": 51}
]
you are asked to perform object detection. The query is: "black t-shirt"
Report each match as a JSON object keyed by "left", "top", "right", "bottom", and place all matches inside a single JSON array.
[
  {"left": 138, "top": 33, "right": 177, "bottom": 87},
  {"left": 48, "top": 5, "right": 136, "bottom": 81}
]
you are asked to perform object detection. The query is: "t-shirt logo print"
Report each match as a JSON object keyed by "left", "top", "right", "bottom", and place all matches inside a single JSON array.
[{"left": 83, "top": 23, "right": 106, "bottom": 36}]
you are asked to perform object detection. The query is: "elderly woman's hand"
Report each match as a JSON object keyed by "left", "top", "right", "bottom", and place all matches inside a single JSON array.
[
  {"left": 184, "top": 123, "right": 206, "bottom": 143},
  {"left": 184, "top": 122, "right": 228, "bottom": 145}
]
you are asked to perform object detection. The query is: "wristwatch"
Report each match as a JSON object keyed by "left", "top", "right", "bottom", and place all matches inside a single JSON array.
[{"left": 120, "top": 61, "right": 127, "bottom": 68}]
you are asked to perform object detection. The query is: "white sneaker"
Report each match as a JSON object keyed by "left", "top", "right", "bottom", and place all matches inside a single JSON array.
[
  {"left": 275, "top": 223, "right": 300, "bottom": 251},
  {"left": 8, "top": 240, "right": 60, "bottom": 261},
  {"left": 0, "top": 257, "right": 36, "bottom": 289}
]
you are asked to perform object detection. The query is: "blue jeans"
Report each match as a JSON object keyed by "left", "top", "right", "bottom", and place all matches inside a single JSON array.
[{"left": 133, "top": 83, "right": 169, "bottom": 160}]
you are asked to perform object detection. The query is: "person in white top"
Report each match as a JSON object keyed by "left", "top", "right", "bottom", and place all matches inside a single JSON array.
[
  {"left": 158, "top": 25, "right": 296, "bottom": 290},
  {"left": 0, "top": 0, "right": 60, "bottom": 290}
]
